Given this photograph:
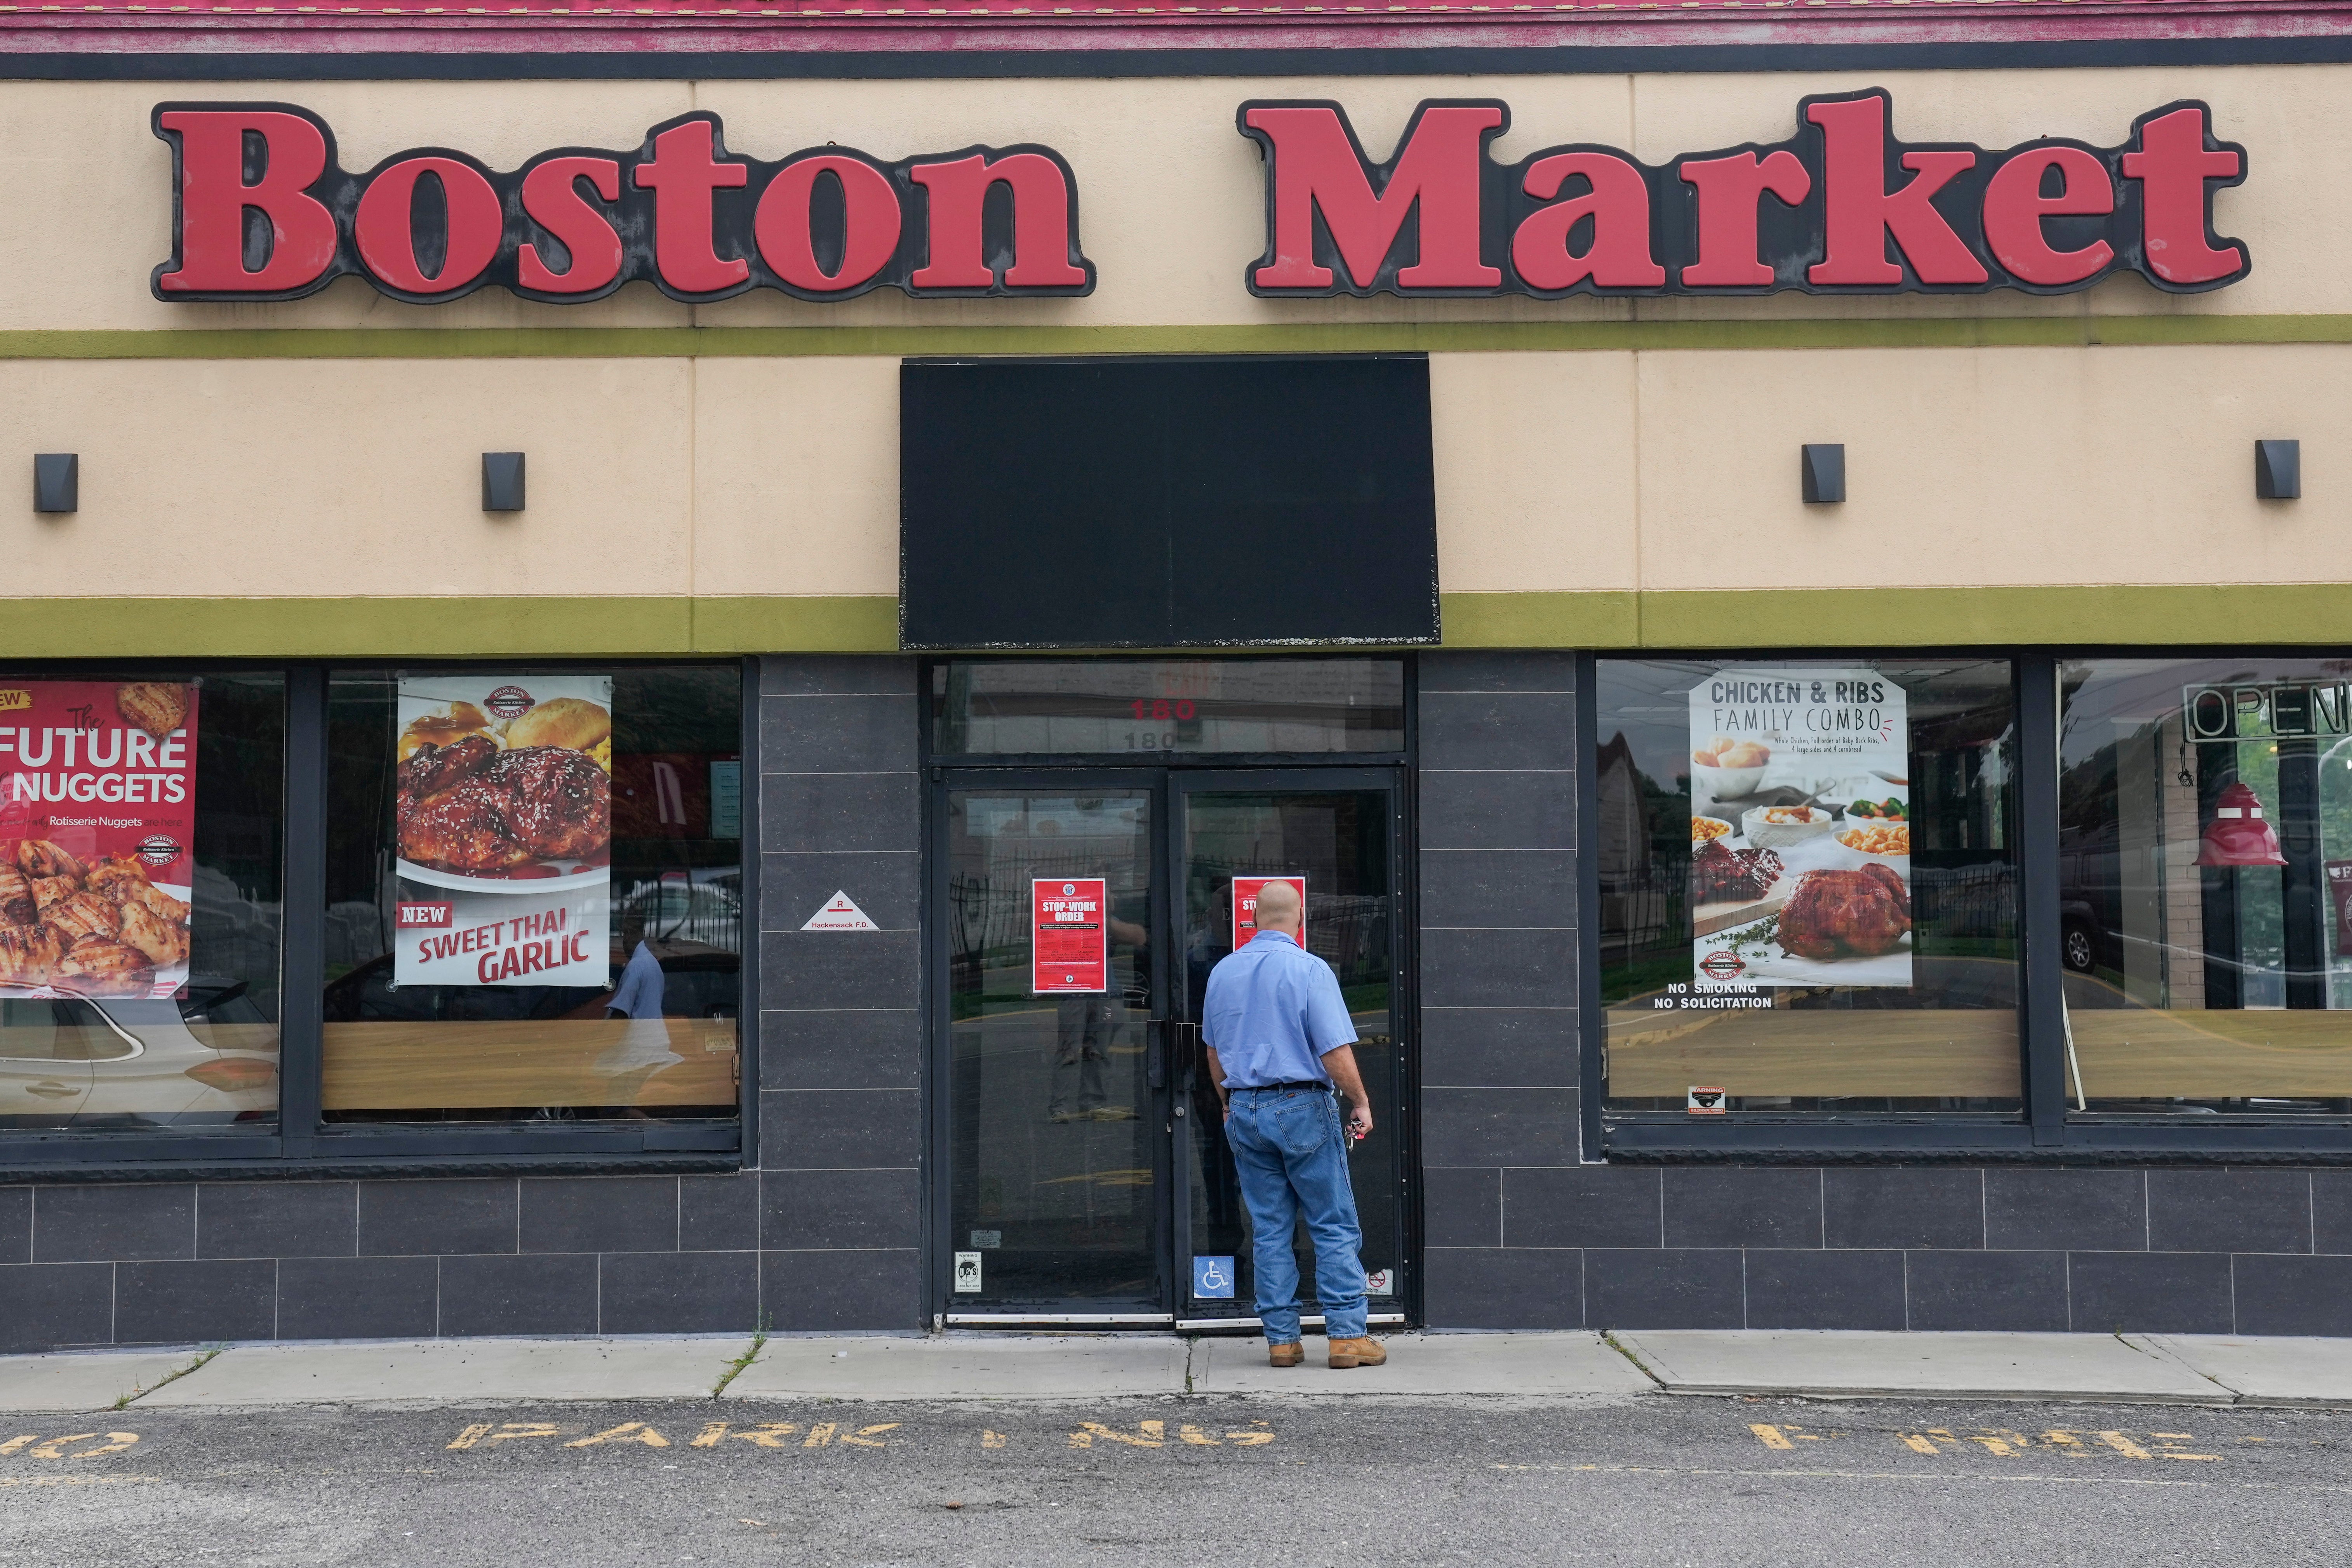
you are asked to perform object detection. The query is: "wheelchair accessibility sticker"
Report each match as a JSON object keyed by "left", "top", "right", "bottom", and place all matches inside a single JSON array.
[{"left": 1193, "top": 1256, "right": 1235, "bottom": 1299}]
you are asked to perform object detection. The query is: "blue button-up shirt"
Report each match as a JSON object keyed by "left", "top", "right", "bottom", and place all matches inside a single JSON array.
[{"left": 1201, "top": 930, "right": 1358, "bottom": 1088}]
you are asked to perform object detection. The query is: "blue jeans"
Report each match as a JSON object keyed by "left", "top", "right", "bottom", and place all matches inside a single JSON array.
[{"left": 1223, "top": 1086, "right": 1367, "bottom": 1342}]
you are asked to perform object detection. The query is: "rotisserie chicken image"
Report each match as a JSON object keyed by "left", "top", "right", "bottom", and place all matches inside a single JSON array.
[
  {"left": 1777, "top": 863, "right": 1912, "bottom": 960},
  {"left": 0, "top": 839, "right": 190, "bottom": 995},
  {"left": 397, "top": 738, "right": 613, "bottom": 874}
]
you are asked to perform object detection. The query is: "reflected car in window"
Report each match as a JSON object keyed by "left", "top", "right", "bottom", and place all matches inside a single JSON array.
[{"left": 0, "top": 978, "right": 278, "bottom": 1129}]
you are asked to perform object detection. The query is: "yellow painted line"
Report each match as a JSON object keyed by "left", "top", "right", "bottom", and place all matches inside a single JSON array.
[
  {"left": 566, "top": 1422, "right": 670, "bottom": 1449},
  {"left": 1493, "top": 1464, "right": 2216, "bottom": 1487}
]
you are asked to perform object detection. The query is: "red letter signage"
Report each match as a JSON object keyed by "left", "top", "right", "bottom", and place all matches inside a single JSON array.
[
  {"left": 907, "top": 153, "right": 1090, "bottom": 290},
  {"left": 153, "top": 108, "right": 339, "bottom": 295},
  {"left": 1804, "top": 94, "right": 1987, "bottom": 287},
  {"left": 1240, "top": 90, "right": 2248, "bottom": 299},
  {"left": 632, "top": 119, "right": 751, "bottom": 294},
  {"left": 2122, "top": 105, "right": 2248, "bottom": 287},
  {"left": 151, "top": 106, "right": 1094, "bottom": 305},
  {"left": 1240, "top": 101, "right": 1505, "bottom": 293}
]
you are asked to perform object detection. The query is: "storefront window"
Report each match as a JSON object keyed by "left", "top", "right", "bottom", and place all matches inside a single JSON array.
[
  {"left": 321, "top": 667, "right": 741, "bottom": 1123},
  {"left": 2060, "top": 658, "right": 2352, "bottom": 1115},
  {"left": 932, "top": 659, "right": 1406, "bottom": 756},
  {"left": 1598, "top": 659, "right": 2020, "bottom": 1114},
  {"left": 0, "top": 672, "right": 284, "bottom": 1133}
]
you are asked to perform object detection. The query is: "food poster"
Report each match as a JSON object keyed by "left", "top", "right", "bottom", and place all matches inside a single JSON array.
[
  {"left": 1687, "top": 668, "right": 1914, "bottom": 990},
  {"left": 1033, "top": 878, "right": 1108, "bottom": 994},
  {"left": 0, "top": 680, "right": 200, "bottom": 999},
  {"left": 1231, "top": 875, "right": 1306, "bottom": 950},
  {"left": 393, "top": 675, "right": 614, "bottom": 988}
]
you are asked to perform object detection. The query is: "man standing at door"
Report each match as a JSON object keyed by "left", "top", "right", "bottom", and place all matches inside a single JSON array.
[{"left": 1202, "top": 878, "right": 1383, "bottom": 1371}]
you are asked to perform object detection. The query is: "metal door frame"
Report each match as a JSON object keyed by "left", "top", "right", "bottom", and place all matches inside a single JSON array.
[
  {"left": 929, "top": 767, "right": 1178, "bottom": 1324},
  {"left": 925, "top": 763, "right": 1419, "bottom": 1328},
  {"left": 1166, "top": 767, "right": 1416, "bottom": 1330}
]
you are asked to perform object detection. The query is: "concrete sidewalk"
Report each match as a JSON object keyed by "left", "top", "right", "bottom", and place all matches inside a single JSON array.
[
  {"left": 1611, "top": 1330, "right": 2352, "bottom": 1408},
  {"left": 3, "top": 1330, "right": 2350, "bottom": 1413}
]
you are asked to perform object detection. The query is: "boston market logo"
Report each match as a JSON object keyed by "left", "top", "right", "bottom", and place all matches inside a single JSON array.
[
  {"left": 482, "top": 686, "right": 536, "bottom": 720},
  {"left": 150, "top": 90, "right": 2246, "bottom": 307},
  {"left": 1239, "top": 89, "right": 2247, "bottom": 299},
  {"left": 150, "top": 104, "right": 1094, "bottom": 305}
]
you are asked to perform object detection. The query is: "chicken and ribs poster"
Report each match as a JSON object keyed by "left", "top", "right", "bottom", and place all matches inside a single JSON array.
[
  {"left": 1688, "top": 667, "right": 1913, "bottom": 992},
  {"left": 393, "top": 675, "right": 614, "bottom": 989}
]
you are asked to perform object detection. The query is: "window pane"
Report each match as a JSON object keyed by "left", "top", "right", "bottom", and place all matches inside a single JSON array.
[
  {"left": 2060, "top": 658, "right": 2352, "bottom": 1115},
  {"left": 322, "top": 667, "right": 741, "bottom": 1123},
  {"left": 1599, "top": 658, "right": 2020, "bottom": 1114},
  {"left": 932, "top": 658, "right": 1405, "bottom": 756},
  {"left": 0, "top": 672, "right": 284, "bottom": 1133}
]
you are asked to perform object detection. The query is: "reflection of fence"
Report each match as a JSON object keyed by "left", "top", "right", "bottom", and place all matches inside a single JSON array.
[
  {"left": 1301, "top": 894, "right": 1387, "bottom": 986},
  {"left": 613, "top": 874, "right": 743, "bottom": 954},
  {"left": 1604, "top": 858, "right": 2015, "bottom": 964},
  {"left": 950, "top": 852, "right": 1115, "bottom": 987},
  {"left": 948, "top": 853, "right": 1391, "bottom": 988},
  {"left": 1604, "top": 869, "right": 1684, "bottom": 966},
  {"left": 1912, "top": 861, "right": 2017, "bottom": 940}
]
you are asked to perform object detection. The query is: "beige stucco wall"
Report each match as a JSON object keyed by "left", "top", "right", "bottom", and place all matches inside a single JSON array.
[
  {"left": 0, "top": 65, "right": 2345, "bottom": 641},
  {"left": 0, "top": 341, "right": 2341, "bottom": 602},
  {"left": 0, "top": 63, "right": 2335, "bottom": 333}
]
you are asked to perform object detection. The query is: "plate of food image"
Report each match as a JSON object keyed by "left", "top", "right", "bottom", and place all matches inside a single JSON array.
[
  {"left": 1833, "top": 819, "right": 1912, "bottom": 864},
  {"left": 1743, "top": 804, "right": 1836, "bottom": 850},
  {"left": 1691, "top": 736, "right": 1772, "bottom": 803},
  {"left": 1706, "top": 863, "right": 1914, "bottom": 987},
  {"left": 393, "top": 696, "right": 614, "bottom": 893}
]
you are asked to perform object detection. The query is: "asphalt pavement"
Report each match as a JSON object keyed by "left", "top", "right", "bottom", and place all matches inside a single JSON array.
[{"left": 6, "top": 1389, "right": 2349, "bottom": 1567}]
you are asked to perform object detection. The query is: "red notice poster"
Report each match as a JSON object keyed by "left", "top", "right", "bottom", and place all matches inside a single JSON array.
[
  {"left": 1032, "top": 877, "right": 1108, "bottom": 994},
  {"left": 0, "top": 679, "right": 200, "bottom": 999},
  {"left": 1232, "top": 876, "right": 1306, "bottom": 950}
]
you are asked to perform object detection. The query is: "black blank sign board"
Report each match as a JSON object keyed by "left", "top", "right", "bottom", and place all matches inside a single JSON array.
[{"left": 900, "top": 356, "right": 1439, "bottom": 649}]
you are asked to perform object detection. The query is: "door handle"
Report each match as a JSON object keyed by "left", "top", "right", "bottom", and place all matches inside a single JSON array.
[
  {"left": 24, "top": 1082, "right": 80, "bottom": 1099},
  {"left": 1145, "top": 1020, "right": 1166, "bottom": 1091}
]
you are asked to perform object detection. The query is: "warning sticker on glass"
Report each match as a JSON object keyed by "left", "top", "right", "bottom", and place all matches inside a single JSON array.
[
  {"left": 1032, "top": 877, "right": 1108, "bottom": 994},
  {"left": 1231, "top": 875, "right": 1306, "bottom": 950}
]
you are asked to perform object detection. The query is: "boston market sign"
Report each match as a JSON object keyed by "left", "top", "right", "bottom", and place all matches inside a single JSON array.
[{"left": 151, "top": 90, "right": 2246, "bottom": 305}]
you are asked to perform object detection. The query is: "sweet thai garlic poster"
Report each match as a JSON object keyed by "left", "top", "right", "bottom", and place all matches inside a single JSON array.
[
  {"left": 1688, "top": 668, "right": 1914, "bottom": 990},
  {"left": 0, "top": 680, "right": 199, "bottom": 999},
  {"left": 393, "top": 674, "right": 614, "bottom": 989}
]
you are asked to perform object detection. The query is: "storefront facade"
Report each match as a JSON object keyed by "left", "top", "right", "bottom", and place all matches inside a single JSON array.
[{"left": 4, "top": 4, "right": 2352, "bottom": 1349}]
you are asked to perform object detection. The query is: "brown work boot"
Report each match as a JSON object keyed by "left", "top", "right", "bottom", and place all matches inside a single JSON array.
[
  {"left": 1267, "top": 1342, "right": 1304, "bottom": 1369},
  {"left": 1327, "top": 1337, "right": 1386, "bottom": 1369}
]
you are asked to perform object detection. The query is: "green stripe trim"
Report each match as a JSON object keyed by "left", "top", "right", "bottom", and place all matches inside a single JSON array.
[
  {"left": 4, "top": 586, "right": 2348, "bottom": 658},
  {"left": 1444, "top": 586, "right": 2352, "bottom": 649},
  {"left": 6, "top": 315, "right": 2352, "bottom": 360},
  {"left": 0, "top": 596, "right": 900, "bottom": 658}
]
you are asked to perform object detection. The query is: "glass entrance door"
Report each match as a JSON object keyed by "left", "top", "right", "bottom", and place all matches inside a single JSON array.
[
  {"left": 1174, "top": 773, "right": 1404, "bottom": 1325},
  {"left": 936, "top": 767, "right": 1406, "bottom": 1323},
  {"left": 942, "top": 780, "right": 1164, "bottom": 1314}
]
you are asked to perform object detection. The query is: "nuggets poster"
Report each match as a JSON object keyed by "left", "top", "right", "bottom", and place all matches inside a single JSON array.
[{"left": 0, "top": 680, "right": 199, "bottom": 999}]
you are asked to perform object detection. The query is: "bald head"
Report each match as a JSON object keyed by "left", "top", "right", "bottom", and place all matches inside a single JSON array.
[{"left": 1251, "top": 878, "right": 1301, "bottom": 935}]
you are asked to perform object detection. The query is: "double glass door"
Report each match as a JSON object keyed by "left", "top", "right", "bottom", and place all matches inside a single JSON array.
[{"left": 936, "top": 767, "right": 1405, "bottom": 1322}]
